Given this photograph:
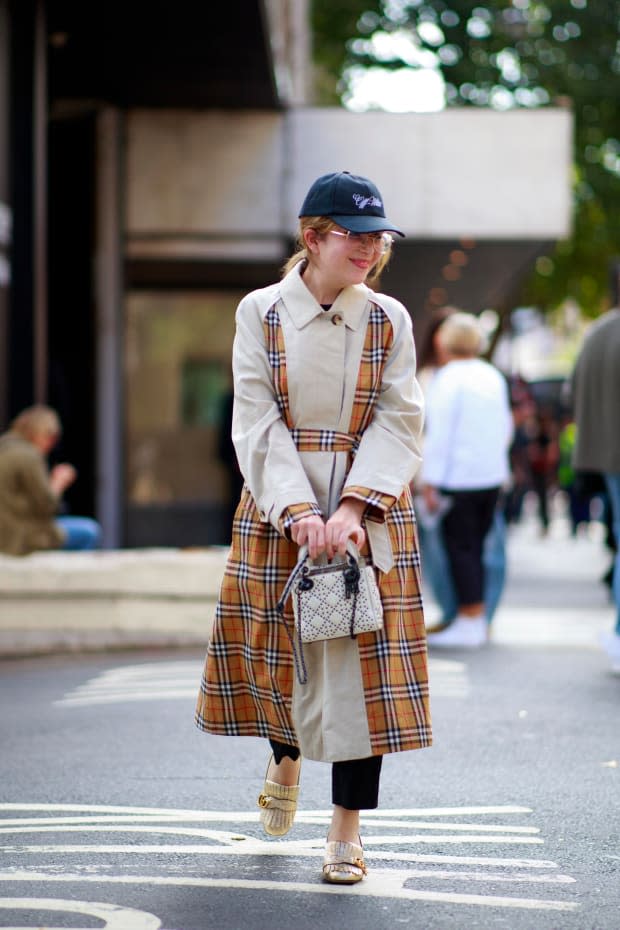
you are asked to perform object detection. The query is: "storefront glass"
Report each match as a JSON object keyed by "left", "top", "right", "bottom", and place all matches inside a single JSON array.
[{"left": 125, "top": 290, "right": 243, "bottom": 545}]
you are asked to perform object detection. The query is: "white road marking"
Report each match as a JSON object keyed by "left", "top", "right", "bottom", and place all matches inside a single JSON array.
[
  {"left": 0, "top": 803, "right": 578, "bottom": 912},
  {"left": 0, "top": 871, "right": 579, "bottom": 912},
  {"left": 1, "top": 845, "right": 576, "bottom": 884},
  {"left": 0, "top": 824, "right": 545, "bottom": 845},
  {"left": 0, "top": 802, "right": 535, "bottom": 817},
  {"left": 54, "top": 658, "right": 470, "bottom": 706},
  {"left": 0, "top": 814, "right": 541, "bottom": 834},
  {"left": 0, "top": 897, "right": 161, "bottom": 929}
]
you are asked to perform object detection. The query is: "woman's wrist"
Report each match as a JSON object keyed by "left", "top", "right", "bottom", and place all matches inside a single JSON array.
[{"left": 338, "top": 497, "right": 366, "bottom": 520}]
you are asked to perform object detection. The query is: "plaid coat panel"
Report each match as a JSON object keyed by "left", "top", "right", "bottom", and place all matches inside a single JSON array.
[{"left": 195, "top": 301, "right": 432, "bottom": 756}]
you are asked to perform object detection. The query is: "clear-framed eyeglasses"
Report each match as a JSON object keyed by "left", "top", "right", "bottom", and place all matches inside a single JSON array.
[{"left": 329, "top": 229, "right": 394, "bottom": 255}]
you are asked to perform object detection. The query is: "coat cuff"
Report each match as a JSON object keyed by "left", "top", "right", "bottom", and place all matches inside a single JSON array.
[
  {"left": 340, "top": 485, "right": 397, "bottom": 522},
  {"left": 278, "top": 501, "right": 323, "bottom": 536}
]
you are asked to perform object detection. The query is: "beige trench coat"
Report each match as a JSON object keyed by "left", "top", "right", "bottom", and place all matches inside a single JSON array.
[{"left": 196, "top": 264, "right": 431, "bottom": 761}]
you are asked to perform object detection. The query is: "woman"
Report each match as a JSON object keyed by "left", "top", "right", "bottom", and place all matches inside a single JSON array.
[
  {"left": 416, "top": 308, "right": 508, "bottom": 633},
  {"left": 195, "top": 171, "right": 431, "bottom": 884},
  {"left": 422, "top": 313, "right": 513, "bottom": 648}
]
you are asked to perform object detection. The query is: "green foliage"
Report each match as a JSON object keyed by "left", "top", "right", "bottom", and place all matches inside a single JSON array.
[
  {"left": 312, "top": 0, "right": 620, "bottom": 315},
  {"left": 312, "top": 0, "right": 384, "bottom": 103}
]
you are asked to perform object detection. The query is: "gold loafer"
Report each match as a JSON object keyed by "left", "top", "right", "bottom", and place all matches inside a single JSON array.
[
  {"left": 257, "top": 756, "right": 300, "bottom": 837},
  {"left": 322, "top": 839, "right": 367, "bottom": 884}
]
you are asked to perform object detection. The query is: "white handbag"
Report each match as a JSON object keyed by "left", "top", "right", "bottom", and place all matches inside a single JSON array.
[{"left": 276, "top": 541, "right": 383, "bottom": 683}]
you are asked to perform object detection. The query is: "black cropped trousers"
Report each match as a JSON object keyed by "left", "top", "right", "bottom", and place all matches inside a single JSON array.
[{"left": 269, "top": 739, "right": 382, "bottom": 810}]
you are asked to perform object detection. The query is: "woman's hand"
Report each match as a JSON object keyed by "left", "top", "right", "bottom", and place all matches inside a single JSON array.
[
  {"left": 289, "top": 498, "right": 366, "bottom": 560},
  {"left": 324, "top": 497, "right": 366, "bottom": 559},
  {"left": 422, "top": 483, "right": 440, "bottom": 513},
  {"left": 290, "top": 515, "right": 327, "bottom": 560}
]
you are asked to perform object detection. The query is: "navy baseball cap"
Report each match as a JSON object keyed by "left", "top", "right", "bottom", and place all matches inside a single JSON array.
[{"left": 298, "top": 171, "right": 404, "bottom": 236}]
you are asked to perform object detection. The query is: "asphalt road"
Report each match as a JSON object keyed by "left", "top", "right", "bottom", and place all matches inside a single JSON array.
[
  {"left": 0, "top": 511, "right": 618, "bottom": 929},
  {"left": 0, "top": 638, "right": 618, "bottom": 930}
]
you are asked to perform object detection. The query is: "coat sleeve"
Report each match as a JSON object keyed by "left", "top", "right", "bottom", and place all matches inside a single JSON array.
[
  {"left": 14, "top": 451, "right": 59, "bottom": 518},
  {"left": 231, "top": 295, "right": 321, "bottom": 529},
  {"left": 342, "top": 304, "right": 424, "bottom": 517}
]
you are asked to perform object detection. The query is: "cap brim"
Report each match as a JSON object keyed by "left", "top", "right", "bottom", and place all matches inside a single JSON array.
[{"left": 331, "top": 214, "right": 405, "bottom": 237}]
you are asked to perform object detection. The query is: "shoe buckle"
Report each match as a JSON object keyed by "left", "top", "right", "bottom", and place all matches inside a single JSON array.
[{"left": 257, "top": 793, "right": 270, "bottom": 808}]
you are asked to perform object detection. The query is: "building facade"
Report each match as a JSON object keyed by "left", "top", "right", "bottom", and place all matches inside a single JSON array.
[{"left": 1, "top": 1, "right": 572, "bottom": 548}]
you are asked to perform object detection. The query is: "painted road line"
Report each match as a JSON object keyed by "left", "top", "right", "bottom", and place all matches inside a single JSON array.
[
  {"left": 0, "top": 824, "right": 545, "bottom": 845},
  {"left": 0, "top": 843, "right": 560, "bottom": 869},
  {"left": 53, "top": 658, "right": 469, "bottom": 706},
  {"left": 0, "top": 897, "right": 161, "bottom": 930},
  {"left": 0, "top": 804, "right": 578, "bottom": 912},
  {"left": 0, "top": 815, "right": 540, "bottom": 834},
  {"left": 0, "top": 870, "right": 578, "bottom": 912},
  {"left": 0, "top": 844, "right": 576, "bottom": 885},
  {"left": 0, "top": 802, "right": 534, "bottom": 817}
]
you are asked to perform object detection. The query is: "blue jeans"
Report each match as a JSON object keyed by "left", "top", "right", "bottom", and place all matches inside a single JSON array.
[
  {"left": 603, "top": 474, "right": 620, "bottom": 635},
  {"left": 55, "top": 516, "right": 102, "bottom": 551},
  {"left": 419, "top": 509, "right": 506, "bottom": 624}
]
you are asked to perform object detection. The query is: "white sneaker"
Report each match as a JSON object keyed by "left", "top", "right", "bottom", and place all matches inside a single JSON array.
[
  {"left": 599, "top": 631, "right": 620, "bottom": 672},
  {"left": 426, "top": 615, "right": 487, "bottom": 649}
]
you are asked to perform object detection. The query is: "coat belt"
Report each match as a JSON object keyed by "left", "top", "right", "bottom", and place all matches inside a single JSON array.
[
  {"left": 290, "top": 428, "right": 361, "bottom": 454},
  {"left": 290, "top": 427, "right": 394, "bottom": 574}
]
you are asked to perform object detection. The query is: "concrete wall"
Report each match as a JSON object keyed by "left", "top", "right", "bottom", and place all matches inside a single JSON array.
[
  {"left": 287, "top": 108, "right": 573, "bottom": 240},
  {"left": 126, "top": 110, "right": 286, "bottom": 262},
  {"left": 126, "top": 106, "right": 573, "bottom": 249}
]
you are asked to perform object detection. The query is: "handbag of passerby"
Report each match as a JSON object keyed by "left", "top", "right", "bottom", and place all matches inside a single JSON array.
[{"left": 195, "top": 170, "right": 431, "bottom": 884}]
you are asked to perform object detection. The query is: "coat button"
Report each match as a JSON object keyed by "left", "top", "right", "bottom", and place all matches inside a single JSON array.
[{"left": 331, "top": 314, "right": 343, "bottom": 326}]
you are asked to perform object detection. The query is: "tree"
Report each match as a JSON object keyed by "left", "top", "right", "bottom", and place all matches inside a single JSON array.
[{"left": 312, "top": 0, "right": 620, "bottom": 315}]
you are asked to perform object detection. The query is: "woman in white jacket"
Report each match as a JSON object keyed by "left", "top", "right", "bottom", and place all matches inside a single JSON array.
[
  {"left": 195, "top": 171, "right": 431, "bottom": 883},
  {"left": 423, "top": 313, "right": 513, "bottom": 648}
]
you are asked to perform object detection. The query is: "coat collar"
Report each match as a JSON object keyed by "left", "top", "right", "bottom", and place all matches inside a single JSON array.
[{"left": 279, "top": 262, "right": 370, "bottom": 331}]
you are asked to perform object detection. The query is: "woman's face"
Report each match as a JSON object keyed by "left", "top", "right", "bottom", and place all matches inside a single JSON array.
[{"left": 306, "top": 225, "right": 384, "bottom": 288}]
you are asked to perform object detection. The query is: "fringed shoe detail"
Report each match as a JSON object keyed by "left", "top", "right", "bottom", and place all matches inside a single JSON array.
[{"left": 322, "top": 840, "right": 367, "bottom": 884}]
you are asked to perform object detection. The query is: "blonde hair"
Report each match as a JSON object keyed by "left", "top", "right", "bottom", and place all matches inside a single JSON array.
[
  {"left": 10, "top": 405, "right": 61, "bottom": 441},
  {"left": 436, "top": 311, "right": 484, "bottom": 358},
  {"left": 281, "top": 216, "right": 392, "bottom": 289}
]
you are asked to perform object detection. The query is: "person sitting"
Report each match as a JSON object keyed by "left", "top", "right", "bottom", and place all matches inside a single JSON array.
[{"left": 0, "top": 405, "right": 101, "bottom": 555}]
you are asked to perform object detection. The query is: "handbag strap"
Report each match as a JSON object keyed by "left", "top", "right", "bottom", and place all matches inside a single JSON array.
[
  {"left": 276, "top": 542, "right": 362, "bottom": 686},
  {"left": 276, "top": 541, "right": 362, "bottom": 614},
  {"left": 276, "top": 547, "right": 309, "bottom": 616}
]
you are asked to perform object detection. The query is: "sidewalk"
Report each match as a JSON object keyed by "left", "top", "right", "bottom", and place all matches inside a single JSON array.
[
  {"left": 0, "top": 500, "right": 615, "bottom": 658},
  {"left": 424, "top": 497, "right": 615, "bottom": 649},
  {"left": 0, "top": 547, "right": 228, "bottom": 658}
]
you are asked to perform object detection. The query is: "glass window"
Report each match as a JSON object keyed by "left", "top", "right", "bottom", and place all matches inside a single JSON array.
[{"left": 124, "top": 291, "right": 243, "bottom": 545}]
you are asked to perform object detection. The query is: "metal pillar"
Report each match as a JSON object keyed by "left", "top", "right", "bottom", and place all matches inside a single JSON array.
[{"left": 95, "top": 107, "right": 124, "bottom": 548}]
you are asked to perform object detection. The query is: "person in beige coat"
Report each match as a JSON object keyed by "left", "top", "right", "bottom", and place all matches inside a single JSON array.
[{"left": 195, "top": 172, "right": 431, "bottom": 884}]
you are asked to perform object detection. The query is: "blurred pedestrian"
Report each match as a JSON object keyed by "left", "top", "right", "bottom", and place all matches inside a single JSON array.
[
  {"left": 0, "top": 405, "right": 101, "bottom": 555},
  {"left": 217, "top": 389, "right": 244, "bottom": 542},
  {"left": 422, "top": 313, "right": 513, "bottom": 648},
  {"left": 416, "top": 307, "right": 507, "bottom": 631},
  {"left": 527, "top": 407, "right": 559, "bottom": 535},
  {"left": 557, "top": 419, "right": 592, "bottom": 535},
  {"left": 572, "top": 307, "right": 620, "bottom": 671},
  {"left": 195, "top": 171, "right": 431, "bottom": 883},
  {"left": 503, "top": 376, "right": 536, "bottom": 525}
]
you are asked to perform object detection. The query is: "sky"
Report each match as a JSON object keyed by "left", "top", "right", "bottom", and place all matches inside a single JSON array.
[{"left": 344, "top": 64, "right": 445, "bottom": 112}]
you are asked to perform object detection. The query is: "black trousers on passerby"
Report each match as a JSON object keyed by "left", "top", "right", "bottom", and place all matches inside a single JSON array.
[
  {"left": 269, "top": 739, "right": 382, "bottom": 810},
  {"left": 441, "top": 487, "right": 500, "bottom": 606}
]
